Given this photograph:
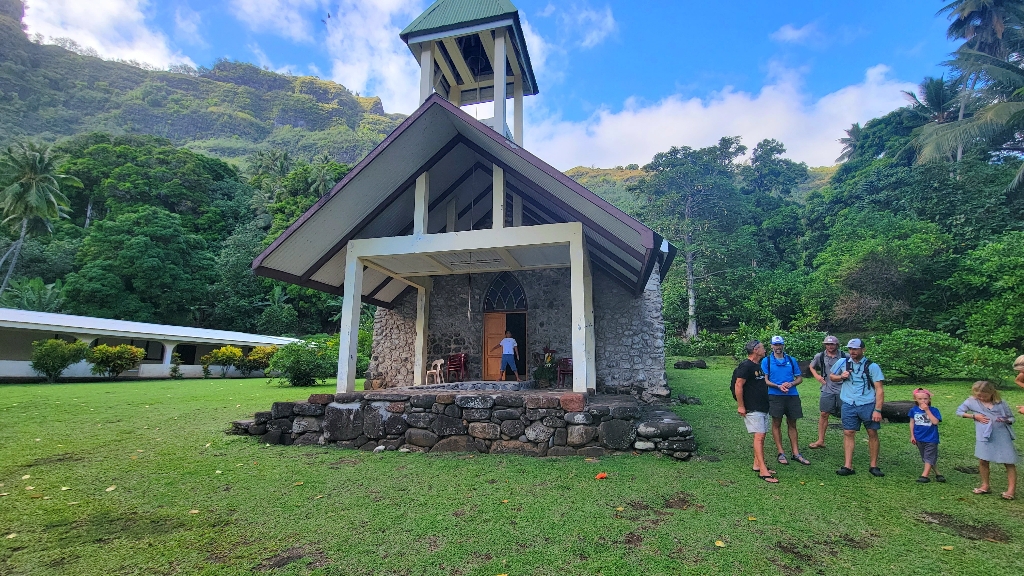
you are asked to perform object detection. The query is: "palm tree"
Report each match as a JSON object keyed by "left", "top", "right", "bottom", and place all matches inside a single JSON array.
[
  {"left": 914, "top": 48, "right": 1024, "bottom": 187},
  {"left": 308, "top": 154, "right": 336, "bottom": 198},
  {"left": 0, "top": 142, "right": 81, "bottom": 297},
  {"left": 939, "top": 0, "right": 1024, "bottom": 58},
  {"left": 836, "top": 123, "right": 863, "bottom": 163},
  {"left": 903, "top": 76, "right": 962, "bottom": 124}
]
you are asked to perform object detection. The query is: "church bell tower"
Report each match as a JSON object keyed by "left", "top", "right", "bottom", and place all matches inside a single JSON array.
[{"left": 400, "top": 0, "right": 539, "bottom": 145}]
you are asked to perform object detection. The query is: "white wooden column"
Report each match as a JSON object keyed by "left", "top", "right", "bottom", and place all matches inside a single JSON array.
[
  {"left": 493, "top": 31, "right": 507, "bottom": 133},
  {"left": 413, "top": 277, "right": 432, "bottom": 386},
  {"left": 513, "top": 75, "right": 523, "bottom": 145},
  {"left": 569, "top": 236, "right": 593, "bottom": 394},
  {"left": 419, "top": 43, "right": 433, "bottom": 103},
  {"left": 413, "top": 171, "right": 429, "bottom": 235},
  {"left": 336, "top": 247, "right": 363, "bottom": 393},
  {"left": 583, "top": 254, "right": 596, "bottom": 391},
  {"left": 492, "top": 165, "right": 505, "bottom": 229}
]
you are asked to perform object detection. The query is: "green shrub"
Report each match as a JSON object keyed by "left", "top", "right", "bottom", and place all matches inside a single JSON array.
[
  {"left": 667, "top": 331, "right": 736, "bottom": 357},
  {"left": 169, "top": 352, "right": 183, "bottom": 380},
  {"left": 239, "top": 345, "right": 277, "bottom": 376},
  {"left": 955, "top": 343, "right": 1016, "bottom": 385},
  {"left": 868, "top": 329, "right": 962, "bottom": 381},
  {"left": 356, "top": 352, "right": 370, "bottom": 379},
  {"left": 87, "top": 344, "right": 146, "bottom": 379},
  {"left": 30, "top": 339, "right": 89, "bottom": 383},
  {"left": 732, "top": 323, "right": 827, "bottom": 361},
  {"left": 204, "top": 345, "right": 244, "bottom": 377},
  {"left": 268, "top": 335, "right": 338, "bottom": 386}
]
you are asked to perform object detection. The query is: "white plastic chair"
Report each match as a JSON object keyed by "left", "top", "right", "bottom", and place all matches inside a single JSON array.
[{"left": 425, "top": 359, "right": 445, "bottom": 384}]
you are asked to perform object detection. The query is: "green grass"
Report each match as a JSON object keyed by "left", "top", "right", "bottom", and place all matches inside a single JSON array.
[{"left": 1, "top": 366, "right": 1023, "bottom": 575}]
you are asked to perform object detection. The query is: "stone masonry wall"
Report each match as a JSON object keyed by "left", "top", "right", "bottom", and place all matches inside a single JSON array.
[
  {"left": 231, "top": 390, "right": 695, "bottom": 460},
  {"left": 367, "top": 266, "right": 667, "bottom": 400},
  {"left": 593, "top": 270, "right": 669, "bottom": 401}
]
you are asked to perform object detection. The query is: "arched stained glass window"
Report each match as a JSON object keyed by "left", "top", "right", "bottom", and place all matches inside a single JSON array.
[{"left": 483, "top": 272, "right": 528, "bottom": 312}]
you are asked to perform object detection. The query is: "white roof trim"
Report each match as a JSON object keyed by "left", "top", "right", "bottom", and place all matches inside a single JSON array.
[{"left": 0, "top": 309, "right": 299, "bottom": 347}]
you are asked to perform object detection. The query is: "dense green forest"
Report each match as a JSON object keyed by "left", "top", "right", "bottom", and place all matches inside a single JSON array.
[
  {"left": 0, "top": 0, "right": 402, "bottom": 166},
  {"left": 1, "top": 0, "right": 1023, "bottom": 373}
]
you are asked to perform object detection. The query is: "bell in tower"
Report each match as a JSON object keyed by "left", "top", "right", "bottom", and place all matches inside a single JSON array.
[{"left": 400, "top": 0, "right": 539, "bottom": 145}]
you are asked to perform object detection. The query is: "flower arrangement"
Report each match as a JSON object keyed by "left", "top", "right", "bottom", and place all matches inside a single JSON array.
[{"left": 531, "top": 344, "right": 560, "bottom": 385}]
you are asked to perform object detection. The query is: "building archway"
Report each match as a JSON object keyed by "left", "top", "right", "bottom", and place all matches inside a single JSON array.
[{"left": 482, "top": 272, "right": 528, "bottom": 380}]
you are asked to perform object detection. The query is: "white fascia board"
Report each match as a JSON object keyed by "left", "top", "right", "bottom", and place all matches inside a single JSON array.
[
  {"left": 0, "top": 310, "right": 298, "bottom": 347},
  {"left": 406, "top": 19, "right": 514, "bottom": 46},
  {"left": 349, "top": 222, "right": 583, "bottom": 259}
]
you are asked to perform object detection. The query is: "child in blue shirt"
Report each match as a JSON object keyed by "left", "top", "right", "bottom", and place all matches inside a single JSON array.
[{"left": 909, "top": 388, "right": 944, "bottom": 483}]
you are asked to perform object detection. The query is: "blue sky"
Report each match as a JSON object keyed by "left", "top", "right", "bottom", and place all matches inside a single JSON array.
[{"left": 22, "top": 1, "right": 959, "bottom": 168}]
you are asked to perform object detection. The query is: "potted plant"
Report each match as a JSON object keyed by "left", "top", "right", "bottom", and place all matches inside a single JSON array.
[{"left": 531, "top": 345, "right": 559, "bottom": 388}]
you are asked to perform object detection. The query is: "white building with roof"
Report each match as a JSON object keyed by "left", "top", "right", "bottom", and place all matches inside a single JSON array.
[{"left": 0, "top": 309, "right": 298, "bottom": 381}]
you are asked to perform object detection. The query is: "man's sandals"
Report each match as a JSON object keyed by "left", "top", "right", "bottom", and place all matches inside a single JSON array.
[{"left": 778, "top": 453, "right": 811, "bottom": 465}]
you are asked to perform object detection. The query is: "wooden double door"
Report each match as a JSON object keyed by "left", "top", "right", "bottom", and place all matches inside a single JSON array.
[{"left": 483, "top": 312, "right": 527, "bottom": 381}]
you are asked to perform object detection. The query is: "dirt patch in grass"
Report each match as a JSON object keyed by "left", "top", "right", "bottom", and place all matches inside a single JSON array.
[
  {"left": 623, "top": 532, "right": 643, "bottom": 547},
  {"left": 28, "top": 452, "right": 82, "bottom": 466},
  {"left": 328, "top": 458, "right": 360, "bottom": 467},
  {"left": 255, "top": 546, "right": 329, "bottom": 571},
  {"left": 665, "top": 492, "right": 704, "bottom": 511},
  {"left": 919, "top": 512, "right": 1010, "bottom": 543},
  {"left": 425, "top": 536, "right": 442, "bottom": 552}
]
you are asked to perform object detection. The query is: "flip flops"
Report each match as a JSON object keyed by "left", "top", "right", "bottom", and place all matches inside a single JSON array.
[
  {"left": 759, "top": 474, "right": 780, "bottom": 484},
  {"left": 1001, "top": 493, "right": 1015, "bottom": 500},
  {"left": 972, "top": 487, "right": 991, "bottom": 495},
  {"left": 808, "top": 442, "right": 825, "bottom": 449}
]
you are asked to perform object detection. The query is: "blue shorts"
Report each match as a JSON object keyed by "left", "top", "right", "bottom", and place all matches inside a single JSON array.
[
  {"left": 841, "top": 402, "right": 881, "bottom": 431},
  {"left": 500, "top": 354, "right": 517, "bottom": 372}
]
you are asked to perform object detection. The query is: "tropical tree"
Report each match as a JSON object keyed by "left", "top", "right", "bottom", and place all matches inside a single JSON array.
[
  {"left": 836, "top": 123, "right": 863, "bottom": 163},
  {"left": 939, "top": 0, "right": 1024, "bottom": 59},
  {"left": 0, "top": 277, "right": 67, "bottom": 312},
  {"left": 903, "top": 76, "right": 962, "bottom": 124},
  {"left": 0, "top": 141, "right": 81, "bottom": 298},
  {"left": 630, "top": 137, "right": 747, "bottom": 338}
]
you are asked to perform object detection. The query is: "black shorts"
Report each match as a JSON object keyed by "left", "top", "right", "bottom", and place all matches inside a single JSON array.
[{"left": 768, "top": 395, "right": 804, "bottom": 419}]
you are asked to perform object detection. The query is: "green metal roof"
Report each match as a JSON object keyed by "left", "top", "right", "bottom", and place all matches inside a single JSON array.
[{"left": 400, "top": 0, "right": 519, "bottom": 40}]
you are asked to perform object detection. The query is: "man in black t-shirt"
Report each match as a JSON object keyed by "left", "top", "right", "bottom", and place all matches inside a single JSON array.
[{"left": 732, "top": 340, "right": 777, "bottom": 483}]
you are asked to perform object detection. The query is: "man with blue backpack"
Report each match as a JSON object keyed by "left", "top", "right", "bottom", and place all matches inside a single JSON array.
[
  {"left": 761, "top": 336, "right": 810, "bottom": 466},
  {"left": 830, "top": 338, "right": 886, "bottom": 477}
]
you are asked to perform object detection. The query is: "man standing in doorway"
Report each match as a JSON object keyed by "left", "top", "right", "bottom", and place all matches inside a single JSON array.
[
  {"left": 831, "top": 338, "right": 886, "bottom": 477},
  {"left": 733, "top": 340, "right": 778, "bottom": 483},
  {"left": 809, "top": 336, "right": 848, "bottom": 449},
  {"left": 491, "top": 330, "right": 521, "bottom": 382},
  {"left": 762, "top": 336, "right": 810, "bottom": 466}
]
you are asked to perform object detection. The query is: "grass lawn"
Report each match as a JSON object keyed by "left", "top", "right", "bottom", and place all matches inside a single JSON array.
[{"left": 1, "top": 364, "right": 1023, "bottom": 575}]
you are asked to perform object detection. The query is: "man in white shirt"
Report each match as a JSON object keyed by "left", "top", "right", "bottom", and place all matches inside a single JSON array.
[{"left": 491, "top": 330, "right": 521, "bottom": 382}]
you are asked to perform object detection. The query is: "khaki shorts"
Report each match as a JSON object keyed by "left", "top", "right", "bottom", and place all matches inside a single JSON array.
[{"left": 743, "top": 411, "right": 770, "bottom": 434}]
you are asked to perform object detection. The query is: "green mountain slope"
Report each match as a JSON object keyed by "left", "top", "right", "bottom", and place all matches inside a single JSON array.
[
  {"left": 564, "top": 165, "right": 645, "bottom": 210},
  {"left": 0, "top": 4, "right": 404, "bottom": 165}
]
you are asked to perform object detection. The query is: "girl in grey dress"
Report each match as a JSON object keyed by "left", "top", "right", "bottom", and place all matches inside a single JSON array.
[{"left": 956, "top": 381, "right": 1017, "bottom": 500}]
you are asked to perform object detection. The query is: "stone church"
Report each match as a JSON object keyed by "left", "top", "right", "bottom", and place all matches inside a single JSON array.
[{"left": 252, "top": 0, "right": 677, "bottom": 400}]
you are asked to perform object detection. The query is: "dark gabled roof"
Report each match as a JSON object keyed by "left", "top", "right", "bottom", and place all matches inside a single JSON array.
[
  {"left": 251, "top": 94, "right": 675, "bottom": 307},
  {"left": 400, "top": 0, "right": 519, "bottom": 40}
]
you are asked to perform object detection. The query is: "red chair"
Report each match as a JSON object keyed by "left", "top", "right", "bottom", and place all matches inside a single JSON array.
[
  {"left": 446, "top": 353, "right": 468, "bottom": 382},
  {"left": 556, "top": 358, "right": 573, "bottom": 388}
]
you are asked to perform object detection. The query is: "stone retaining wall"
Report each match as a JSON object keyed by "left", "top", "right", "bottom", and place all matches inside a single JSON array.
[{"left": 231, "top": 391, "right": 695, "bottom": 459}]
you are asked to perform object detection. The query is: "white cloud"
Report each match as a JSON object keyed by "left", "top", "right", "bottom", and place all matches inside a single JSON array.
[
  {"left": 771, "top": 22, "right": 820, "bottom": 44},
  {"left": 174, "top": 4, "right": 205, "bottom": 47},
  {"left": 321, "top": 0, "right": 424, "bottom": 112},
  {"left": 525, "top": 65, "right": 916, "bottom": 169},
  {"left": 228, "top": 0, "right": 320, "bottom": 42},
  {"left": 537, "top": 3, "right": 556, "bottom": 18},
  {"left": 23, "top": 0, "right": 193, "bottom": 68},
  {"left": 248, "top": 43, "right": 299, "bottom": 75},
  {"left": 573, "top": 6, "right": 616, "bottom": 48}
]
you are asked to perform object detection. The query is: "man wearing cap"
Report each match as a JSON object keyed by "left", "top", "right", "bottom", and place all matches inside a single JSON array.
[
  {"left": 761, "top": 336, "right": 809, "bottom": 466},
  {"left": 830, "top": 338, "right": 886, "bottom": 477},
  {"left": 732, "top": 340, "right": 778, "bottom": 483},
  {"left": 808, "top": 336, "right": 848, "bottom": 449}
]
